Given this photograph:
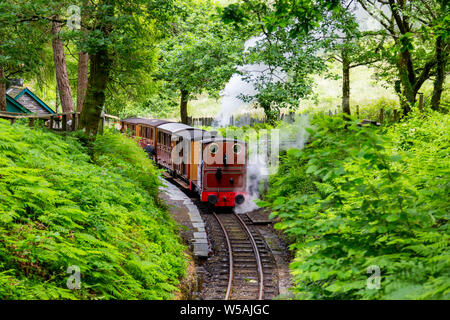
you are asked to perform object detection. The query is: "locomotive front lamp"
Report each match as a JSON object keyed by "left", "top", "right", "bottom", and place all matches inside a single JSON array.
[{"left": 235, "top": 195, "right": 245, "bottom": 205}]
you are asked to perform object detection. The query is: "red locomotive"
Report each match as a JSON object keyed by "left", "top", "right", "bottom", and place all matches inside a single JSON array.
[{"left": 120, "top": 118, "right": 248, "bottom": 207}]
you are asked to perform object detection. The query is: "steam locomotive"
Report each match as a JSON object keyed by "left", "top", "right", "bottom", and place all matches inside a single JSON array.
[{"left": 120, "top": 118, "right": 248, "bottom": 207}]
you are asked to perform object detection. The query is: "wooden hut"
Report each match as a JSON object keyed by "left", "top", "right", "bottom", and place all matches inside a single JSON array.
[
  {"left": 6, "top": 86, "right": 55, "bottom": 114},
  {"left": 6, "top": 94, "right": 31, "bottom": 113}
]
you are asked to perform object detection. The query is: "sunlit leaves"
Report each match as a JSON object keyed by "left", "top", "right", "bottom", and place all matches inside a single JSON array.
[
  {"left": 0, "top": 120, "right": 186, "bottom": 299},
  {"left": 266, "top": 111, "right": 449, "bottom": 299},
  {"left": 158, "top": 1, "right": 244, "bottom": 101}
]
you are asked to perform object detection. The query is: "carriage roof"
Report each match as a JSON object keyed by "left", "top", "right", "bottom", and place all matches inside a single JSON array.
[
  {"left": 172, "top": 128, "right": 216, "bottom": 141},
  {"left": 158, "top": 123, "right": 192, "bottom": 133},
  {"left": 121, "top": 118, "right": 172, "bottom": 127}
]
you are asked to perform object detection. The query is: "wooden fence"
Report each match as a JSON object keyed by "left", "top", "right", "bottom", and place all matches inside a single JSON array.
[
  {"left": 1, "top": 99, "right": 421, "bottom": 132},
  {"left": 187, "top": 104, "right": 415, "bottom": 128},
  {"left": 187, "top": 112, "right": 297, "bottom": 127},
  {"left": 0, "top": 111, "right": 120, "bottom": 133}
]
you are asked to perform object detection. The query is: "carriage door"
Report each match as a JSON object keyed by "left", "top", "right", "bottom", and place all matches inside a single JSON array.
[{"left": 179, "top": 138, "right": 185, "bottom": 176}]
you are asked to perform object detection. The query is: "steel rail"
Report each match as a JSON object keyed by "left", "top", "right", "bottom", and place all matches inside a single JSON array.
[
  {"left": 212, "top": 211, "right": 234, "bottom": 300},
  {"left": 234, "top": 212, "right": 264, "bottom": 300}
]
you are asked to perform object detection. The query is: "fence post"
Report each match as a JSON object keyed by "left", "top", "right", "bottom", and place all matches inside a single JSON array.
[
  {"left": 98, "top": 115, "right": 104, "bottom": 135},
  {"left": 50, "top": 115, "right": 54, "bottom": 129},
  {"left": 72, "top": 113, "right": 77, "bottom": 131},
  {"left": 419, "top": 93, "right": 424, "bottom": 112},
  {"left": 62, "top": 114, "right": 67, "bottom": 131},
  {"left": 379, "top": 108, "right": 384, "bottom": 124},
  {"left": 75, "top": 113, "right": 79, "bottom": 130},
  {"left": 393, "top": 109, "right": 399, "bottom": 122}
]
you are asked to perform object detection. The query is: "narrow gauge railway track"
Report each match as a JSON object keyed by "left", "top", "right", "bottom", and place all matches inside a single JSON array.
[
  {"left": 162, "top": 176, "right": 278, "bottom": 300},
  {"left": 211, "top": 211, "right": 278, "bottom": 300}
]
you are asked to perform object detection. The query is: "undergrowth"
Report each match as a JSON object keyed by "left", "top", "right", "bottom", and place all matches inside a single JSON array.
[
  {"left": 0, "top": 121, "right": 186, "bottom": 299},
  {"left": 264, "top": 110, "right": 449, "bottom": 300}
]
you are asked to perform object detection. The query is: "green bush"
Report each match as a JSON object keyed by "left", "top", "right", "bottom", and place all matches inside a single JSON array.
[
  {"left": 264, "top": 112, "right": 449, "bottom": 300},
  {"left": 94, "top": 131, "right": 163, "bottom": 200},
  {"left": 0, "top": 120, "right": 186, "bottom": 299}
]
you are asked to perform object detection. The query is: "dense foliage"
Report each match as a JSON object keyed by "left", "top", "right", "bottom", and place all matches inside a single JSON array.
[
  {"left": 157, "top": 0, "right": 244, "bottom": 123},
  {"left": 0, "top": 121, "right": 186, "bottom": 299},
  {"left": 264, "top": 111, "right": 449, "bottom": 299},
  {"left": 222, "top": 0, "right": 449, "bottom": 119}
]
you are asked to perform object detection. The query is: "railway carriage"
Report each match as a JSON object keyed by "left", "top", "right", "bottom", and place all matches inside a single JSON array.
[
  {"left": 171, "top": 127, "right": 211, "bottom": 186},
  {"left": 120, "top": 118, "right": 248, "bottom": 208},
  {"left": 155, "top": 122, "right": 191, "bottom": 170},
  {"left": 120, "top": 118, "right": 171, "bottom": 149}
]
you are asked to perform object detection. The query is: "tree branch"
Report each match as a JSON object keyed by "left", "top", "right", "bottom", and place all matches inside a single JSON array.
[{"left": 414, "top": 59, "right": 437, "bottom": 93}]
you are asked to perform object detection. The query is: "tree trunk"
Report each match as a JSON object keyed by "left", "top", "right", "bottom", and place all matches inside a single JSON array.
[
  {"left": 79, "top": 47, "right": 112, "bottom": 136},
  {"left": 180, "top": 89, "right": 189, "bottom": 124},
  {"left": 55, "top": 82, "right": 60, "bottom": 113},
  {"left": 398, "top": 54, "right": 415, "bottom": 115},
  {"left": 431, "top": 36, "right": 447, "bottom": 111},
  {"left": 79, "top": 0, "right": 113, "bottom": 137},
  {"left": 51, "top": 19, "right": 74, "bottom": 114},
  {"left": 342, "top": 50, "right": 351, "bottom": 116},
  {"left": 260, "top": 101, "right": 276, "bottom": 125},
  {"left": 77, "top": 52, "right": 89, "bottom": 112},
  {"left": 0, "top": 65, "right": 6, "bottom": 112},
  {"left": 76, "top": 0, "right": 90, "bottom": 113}
]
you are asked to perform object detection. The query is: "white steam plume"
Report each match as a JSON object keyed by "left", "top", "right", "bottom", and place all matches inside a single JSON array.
[{"left": 215, "top": 36, "right": 286, "bottom": 127}]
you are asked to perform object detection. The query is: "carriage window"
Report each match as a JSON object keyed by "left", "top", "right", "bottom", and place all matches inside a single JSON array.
[
  {"left": 233, "top": 144, "right": 242, "bottom": 154},
  {"left": 209, "top": 143, "right": 219, "bottom": 155}
]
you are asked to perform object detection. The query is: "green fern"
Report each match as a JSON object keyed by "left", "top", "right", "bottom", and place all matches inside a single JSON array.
[{"left": 0, "top": 120, "right": 186, "bottom": 300}]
